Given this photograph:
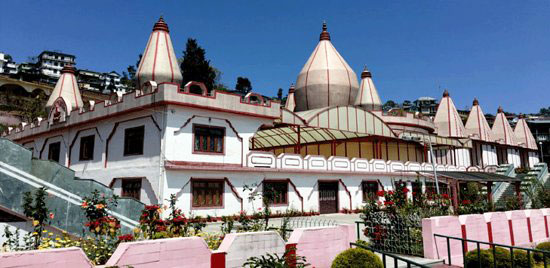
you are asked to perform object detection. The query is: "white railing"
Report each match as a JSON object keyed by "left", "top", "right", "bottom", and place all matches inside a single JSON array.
[{"left": 246, "top": 151, "right": 470, "bottom": 173}]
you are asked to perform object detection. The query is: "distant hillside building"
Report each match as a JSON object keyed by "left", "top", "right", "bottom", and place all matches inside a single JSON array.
[
  {"left": 37, "top": 51, "right": 76, "bottom": 84},
  {"left": 414, "top": 96, "right": 437, "bottom": 116},
  {"left": 77, "top": 69, "right": 126, "bottom": 94},
  {"left": 0, "top": 53, "right": 18, "bottom": 75}
]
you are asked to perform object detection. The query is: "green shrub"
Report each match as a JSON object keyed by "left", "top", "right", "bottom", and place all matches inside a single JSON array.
[
  {"left": 331, "top": 248, "right": 383, "bottom": 268},
  {"left": 512, "top": 249, "right": 535, "bottom": 268},
  {"left": 465, "top": 247, "right": 512, "bottom": 268},
  {"left": 464, "top": 248, "right": 494, "bottom": 268},
  {"left": 534, "top": 241, "right": 550, "bottom": 263}
]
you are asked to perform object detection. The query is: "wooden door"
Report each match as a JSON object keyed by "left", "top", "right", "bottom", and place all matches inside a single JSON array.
[{"left": 319, "top": 181, "right": 338, "bottom": 214}]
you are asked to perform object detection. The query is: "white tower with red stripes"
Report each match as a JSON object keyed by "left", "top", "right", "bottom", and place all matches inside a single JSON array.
[
  {"left": 354, "top": 66, "right": 382, "bottom": 111},
  {"left": 45, "top": 65, "right": 84, "bottom": 116},
  {"left": 136, "top": 17, "right": 182, "bottom": 90}
]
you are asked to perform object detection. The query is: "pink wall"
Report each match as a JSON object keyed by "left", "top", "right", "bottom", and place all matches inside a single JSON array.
[
  {"left": 423, "top": 209, "right": 550, "bottom": 265},
  {"left": 422, "top": 216, "right": 463, "bottom": 265},
  {"left": 0, "top": 247, "right": 92, "bottom": 268},
  {"left": 0, "top": 224, "right": 359, "bottom": 268},
  {"left": 104, "top": 237, "right": 212, "bottom": 268},
  {"left": 287, "top": 224, "right": 355, "bottom": 268}
]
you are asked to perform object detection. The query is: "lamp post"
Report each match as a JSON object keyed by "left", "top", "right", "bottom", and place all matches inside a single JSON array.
[{"left": 402, "top": 135, "right": 440, "bottom": 194}]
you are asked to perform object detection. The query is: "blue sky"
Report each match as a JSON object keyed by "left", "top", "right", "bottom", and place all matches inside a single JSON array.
[{"left": 2, "top": 1, "right": 549, "bottom": 113}]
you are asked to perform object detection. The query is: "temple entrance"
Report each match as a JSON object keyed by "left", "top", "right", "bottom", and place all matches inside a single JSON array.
[{"left": 319, "top": 181, "right": 338, "bottom": 214}]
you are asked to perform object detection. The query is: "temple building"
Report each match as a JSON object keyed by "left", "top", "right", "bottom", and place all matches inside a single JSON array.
[{"left": 1, "top": 18, "right": 541, "bottom": 216}]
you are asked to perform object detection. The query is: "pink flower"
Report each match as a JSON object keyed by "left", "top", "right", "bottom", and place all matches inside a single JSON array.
[{"left": 49, "top": 213, "right": 54, "bottom": 219}]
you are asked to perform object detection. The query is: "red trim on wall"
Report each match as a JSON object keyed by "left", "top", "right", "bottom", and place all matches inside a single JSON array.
[
  {"left": 338, "top": 179, "right": 352, "bottom": 210},
  {"left": 151, "top": 32, "right": 160, "bottom": 81},
  {"left": 545, "top": 215, "right": 549, "bottom": 238},
  {"left": 211, "top": 251, "right": 226, "bottom": 268},
  {"left": 508, "top": 219, "right": 515, "bottom": 246},
  {"left": 163, "top": 32, "right": 175, "bottom": 82},
  {"left": 487, "top": 222, "right": 494, "bottom": 244},
  {"left": 287, "top": 179, "right": 304, "bottom": 212},
  {"left": 67, "top": 127, "right": 100, "bottom": 167},
  {"left": 224, "top": 177, "right": 243, "bottom": 211},
  {"left": 527, "top": 217, "right": 533, "bottom": 243},
  {"left": 286, "top": 243, "right": 298, "bottom": 268},
  {"left": 461, "top": 224, "right": 468, "bottom": 252}
]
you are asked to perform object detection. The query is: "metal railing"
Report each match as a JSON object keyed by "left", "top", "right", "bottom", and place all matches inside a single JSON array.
[
  {"left": 350, "top": 242, "right": 431, "bottom": 268},
  {"left": 285, "top": 217, "right": 337, "bottom": 229},
  {"left": 434, "top": 233, "right": 550, "bottom": 267}
]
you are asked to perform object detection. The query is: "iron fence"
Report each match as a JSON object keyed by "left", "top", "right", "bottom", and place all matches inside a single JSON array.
[
  {"left": 361, "top": 211, "right": 424, "bottom": 256},
  {"left": 350, "top": 242, "right": 431, "bottom": 268},
  {"left": 434, "top": 233, "right": 550, "bottom": 267}
]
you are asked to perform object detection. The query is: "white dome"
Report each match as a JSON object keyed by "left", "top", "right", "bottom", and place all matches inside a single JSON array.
[{"left": 294, "top": 23, "right": 359, "bottom": 112}]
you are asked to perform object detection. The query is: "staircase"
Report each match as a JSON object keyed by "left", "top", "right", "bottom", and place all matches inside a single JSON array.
[
  {"left": 0, "top": 138, "right": 143, "bottom": 235},
  {"left": 492, "top": 163, "right": 549, "bottom": 209}
]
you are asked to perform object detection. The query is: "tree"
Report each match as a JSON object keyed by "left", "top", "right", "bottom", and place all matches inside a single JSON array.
[
  {"left": 235, "top": 77, "right": 252, "bottom": 95},
  {"left": 121, "top": 54, "right": 141, "bottom": 91},
  {"left": 382, "top": 100, "right": 399, "bottom": 111},
  {"left": 540, "top": 107, "right": 550, "bottom": 116},
  {"left": 276, "top": 88, "right": 283, "bottom": 100},
  {"left": 180, "top": 38, "right": 217, "bottom": 90}
]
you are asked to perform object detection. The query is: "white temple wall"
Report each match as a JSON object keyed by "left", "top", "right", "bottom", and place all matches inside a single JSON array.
[
  {"left": 507, "top": 149, "right": 521, "bottom": 168},
  {"left": 163, "top": 105, "right": 270, "bottom": 166},
  {"left": 163, "top": 169, "right": 405, "bottom": 216},
  {"left": 455, "top": 148, "right": 471, "bottom": 167},
  {"left": 482, "top": 144, "right": 498, "bottom": 166}
]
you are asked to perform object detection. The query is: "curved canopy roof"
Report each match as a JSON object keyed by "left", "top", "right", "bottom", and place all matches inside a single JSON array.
[{"left": 253, "top": 105, "right": 396, "bottom": 149}]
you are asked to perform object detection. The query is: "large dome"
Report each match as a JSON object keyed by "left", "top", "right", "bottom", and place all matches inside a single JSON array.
[{"left": 294, "top": 23, "right": 359, "bottom": 112}]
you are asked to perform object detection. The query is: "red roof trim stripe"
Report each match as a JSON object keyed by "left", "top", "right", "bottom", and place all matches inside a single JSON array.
[{"left": 163, "top": 32, "right": 175, "bottom": 83}]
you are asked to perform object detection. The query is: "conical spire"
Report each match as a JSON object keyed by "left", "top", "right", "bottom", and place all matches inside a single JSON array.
[
  {"left": 492, "top": 106, "right": 517, "bottom": 146},
  {"left": 294, "top": 22, "right": 359, "bottom": 112},
  {"left": 514, "top": 115, "right": 537, "bottom": 150},
  {"left": 45, "top": 65, "right": 83, "bottom": 115},
  {"left": 136, "top": 17, "right": 182, "bottom": 89},
  {"left": 354, "top": 66, "right": 382, "bottom": 110},
  {"left": 285, "top": 84, "right": 296, "bottom": 111},
  {"left": 465, "top": 98, "right": 494, "bottom": 142},
  {"left": 433, "top": 90, "right": 466, "bottom": 137}
]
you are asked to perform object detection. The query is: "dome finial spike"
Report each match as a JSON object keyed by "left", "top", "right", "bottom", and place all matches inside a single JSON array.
[
  {"left": 498, "top": 106, "right": 503, "bottom": 113},
  {"left": 443, "top": 89, "right": 449, "bottom": 97},
  {"left": 361, "top": 65, "right": 372, "bottom": 78},
  {"left": 473, "top": 98, "right": 479, "bottom": 106},
  {"left": 153, "top": 16, "right": 169, "bottom": 32},
  {"left": 319, "top": 21, "right": 331, "bottom": 41}
]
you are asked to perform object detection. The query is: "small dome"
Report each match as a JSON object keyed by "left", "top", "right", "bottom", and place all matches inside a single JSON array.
[
  {"left": 45, "top": 65, "right": 83, "bottom": 115},
  {"left": 294, "top": 23, "right": 359, "bottom": 112},
  {"left": 355, "top": 66, "right": 382, "bottom": 110},
  {"left": 136, "top": 17, "right": 183, "bottom": 89}
]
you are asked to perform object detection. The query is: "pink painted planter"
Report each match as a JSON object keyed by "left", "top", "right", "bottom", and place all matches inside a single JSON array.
[
  {"left": 0, "top": 247, "right": 92, "bottom": 268},
  {"left": 287, "top": 224, "right": 355, "bottom": 268},
  {"left": 105, "top": 237, "right": 212, "bottom": 268}
]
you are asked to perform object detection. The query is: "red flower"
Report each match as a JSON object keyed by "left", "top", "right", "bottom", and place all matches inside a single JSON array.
[
  {"left": 384, "top": 200, "right": 394, "bottom": 206},
  {"left": 118, "top": 234, "right": 134, "bottom": 242},
  {"left": 388, "top": 190, "right": 395, "bottom": 195},
  {"left": 441, "top": 193, "right": 449, "bottom": 199},
  {"left": 461, "top": 200, "right": 471, "bottom": 205},
  {"left": 402, "top": 188, "right": 409, "bottom": 194},
  {"left": 49, "top": 213, "right": 55, "bottom": 219},
  {"left": 376, "top": 190, "right": 386, "bottom": 197}
]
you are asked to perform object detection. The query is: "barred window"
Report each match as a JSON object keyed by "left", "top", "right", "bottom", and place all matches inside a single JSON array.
[
  {"left": 264, "top": 181, "right": 288, "bottom": 205},
  {"left": 192, "top": 180, "right": 224, "bottom": 208},
  {"left": 79, "top": 135, "right": 95, "bottom": 161},
  {"left": 193, "top": 125, "right": 224, "bottom": 154},
  {"left": 48, "top": 142, "right": 61, "bottom": 163},
  {"left": 121, "top": 178, "right": 142, "bottom": 200},
  {"left": 124, "top": 126, "right": 144, "bottom": 156}
]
